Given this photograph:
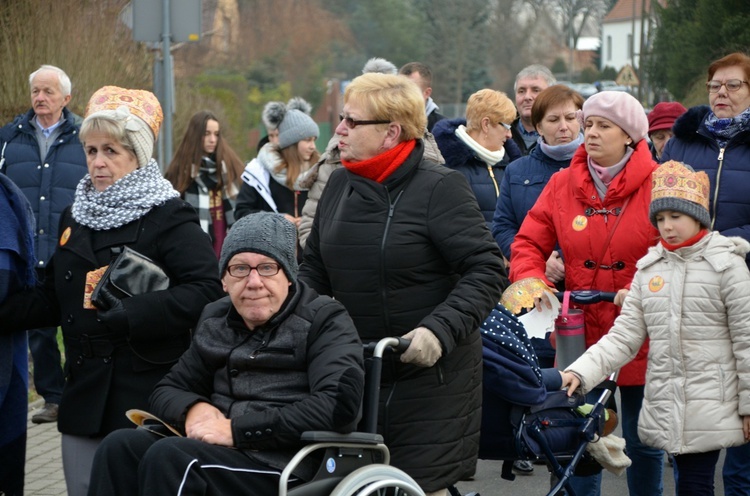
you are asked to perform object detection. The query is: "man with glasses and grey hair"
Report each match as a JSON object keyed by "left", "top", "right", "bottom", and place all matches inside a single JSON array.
[
  {"left": 0, "top": 64, "right": 87, "bottom": 424},
  {"left": 88, "top": 212, "right": 365, "bottom": 495},
  {"left": 511, "top": 64, "right": 557, "bottom": 156}
]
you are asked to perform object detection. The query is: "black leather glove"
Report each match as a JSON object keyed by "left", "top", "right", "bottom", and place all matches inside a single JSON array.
[{"left": 97, "top": 296, "right": 129, "bottom": 334}]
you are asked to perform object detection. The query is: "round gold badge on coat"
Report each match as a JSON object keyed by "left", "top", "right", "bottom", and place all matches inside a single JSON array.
[
  {"left": 648, "top": 276, "right": 664, "bottom": 292},
  {"left": 572, "top": 215, "right": 587, "bottom": 231},
  {"left": 60, "top": 227, "right": 71, "bottom": 246}
]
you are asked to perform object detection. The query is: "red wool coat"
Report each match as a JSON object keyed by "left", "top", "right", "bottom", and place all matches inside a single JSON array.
[{"left": 510, "top": 141, "right": 659, "bottom": 386}]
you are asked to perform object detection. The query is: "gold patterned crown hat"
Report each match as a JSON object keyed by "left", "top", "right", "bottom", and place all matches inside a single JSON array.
[
  {"left": 84, "top": 86, "right": 163, "bottom": 167},
  {"left": 649, "top": 160, "right": 711, "bottom": 228}
]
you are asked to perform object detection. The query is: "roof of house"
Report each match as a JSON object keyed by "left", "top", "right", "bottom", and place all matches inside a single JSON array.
[{"left": 603, "top": 0, "right": 659, "bottom": 23}]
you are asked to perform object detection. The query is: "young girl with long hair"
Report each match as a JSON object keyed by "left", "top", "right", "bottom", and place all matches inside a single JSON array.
[
  {"left": 165, "top": 110, "right": 244, "bottom": 255},
  {"left": 235, "top": 98, "right": 319, "bottom": 230}
]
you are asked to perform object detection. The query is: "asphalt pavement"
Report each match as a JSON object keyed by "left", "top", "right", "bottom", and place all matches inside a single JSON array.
[{"left": 24, "top": 396, "right": 726, "bottom": 496}]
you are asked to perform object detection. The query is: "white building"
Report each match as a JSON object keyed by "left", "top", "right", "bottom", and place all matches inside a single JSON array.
[{"left": 600, "top": 0, "right": 659, "bottom": 72}]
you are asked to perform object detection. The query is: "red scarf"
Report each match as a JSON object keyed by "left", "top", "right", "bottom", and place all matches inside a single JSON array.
[
  {"left": 660, "top": 229, "right": 709, "bottom": 251},
  {"left": 341, "top": 140, "right": 416, "bottom": 183},
  {"left": 209, "top": 190, "right": 227, "bottom": 257}
]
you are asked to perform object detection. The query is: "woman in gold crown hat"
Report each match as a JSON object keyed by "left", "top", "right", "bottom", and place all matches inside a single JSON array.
[
  {"left": 0, "top": 86, "right": 222, "bottom": 496},
  {"left": 562, "top": 160, "right": 750, "bottom": 496}
]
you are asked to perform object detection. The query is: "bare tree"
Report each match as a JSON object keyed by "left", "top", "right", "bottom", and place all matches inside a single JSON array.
[{"left": 418, "top": 0, "right": 492, "bottom": 104}]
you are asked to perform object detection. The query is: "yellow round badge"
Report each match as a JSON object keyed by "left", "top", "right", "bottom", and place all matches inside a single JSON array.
[
  {"left": 572, "top": 215, "right": 588, "bottom": 231},
  {"left": 60, "top": 227, "right": 71, "bottom": 246},
  {"left": 648, "top": 276, "right": 664, "bottom": 292}
]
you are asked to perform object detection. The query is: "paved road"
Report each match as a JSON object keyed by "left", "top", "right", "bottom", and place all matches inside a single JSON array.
[
  {"left": 25, "top": 400, "right": 726, "bottom": 496},
  {"left": 25, "top": 402, "right": 66, "bottom": 495}
]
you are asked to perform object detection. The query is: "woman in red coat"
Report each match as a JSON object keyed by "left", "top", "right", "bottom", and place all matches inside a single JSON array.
[{"left": 510, "top": 91, "right": 663, "bottom": 496}]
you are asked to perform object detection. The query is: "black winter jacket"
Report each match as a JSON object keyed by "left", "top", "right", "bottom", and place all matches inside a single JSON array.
[
  {"left": 149, "top": 283, "right": 365, "bottom": 481},
  {"left": 0, "top": 108, "right": 88, "bottom": 266},
  {"left": 299, "top": 140, "right": 506, "bottom": 491},
  {"left": 0, "top": 198, "right": 223, "bottom": 436}
]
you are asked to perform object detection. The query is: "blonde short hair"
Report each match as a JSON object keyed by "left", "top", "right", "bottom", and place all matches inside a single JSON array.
[
  {"left": 79, "top": 116, "right": 137, "bottom": 161},
  {"left": 465, "top": 89, "right": 517, "bottom": 134},
  {"left": 344, "top": 73, "right": 426, "bottom": 141}
]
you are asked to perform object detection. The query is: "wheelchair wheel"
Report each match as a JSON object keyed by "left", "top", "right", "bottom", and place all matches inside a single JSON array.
[{"left": 329, "top": 463, "right": 425, "bottom": 496}]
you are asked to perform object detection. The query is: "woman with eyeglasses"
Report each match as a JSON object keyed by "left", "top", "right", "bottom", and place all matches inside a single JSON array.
[
  {"left": 432, "top": 89, "right": 521, "bottom": 230},
  {"left": 510, "top": 91, "right": 664, "bottom": 496},
  {"left": 299, "top": 73, "right": 506, "bottom": 496},
  {"left": 235, "top": 98, "right": 319, "bottom": 231},
  {"left": 661, "top": 51, "right": 750, "bottom": 496}
]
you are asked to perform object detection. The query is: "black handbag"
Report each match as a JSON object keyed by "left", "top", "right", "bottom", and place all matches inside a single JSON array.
[{"left": 91, "top": 246, "right": 170, "bottom": 310}]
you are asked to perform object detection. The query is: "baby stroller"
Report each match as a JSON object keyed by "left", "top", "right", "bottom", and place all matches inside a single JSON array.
[{"left": 478, "top": 290, "right": 619, "bottom": 496}]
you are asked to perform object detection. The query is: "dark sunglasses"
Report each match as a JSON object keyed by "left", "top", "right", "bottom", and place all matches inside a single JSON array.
[
  {"left": 584, "top": 260, "right": 626, "bottom": 271},
  {"left": 339, "top": 113, "right": 390, "bottom": 129}
]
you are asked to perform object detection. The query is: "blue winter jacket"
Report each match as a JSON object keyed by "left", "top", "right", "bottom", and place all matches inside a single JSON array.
[
  {"left": 433, "top": 118, "right": 522, "bottom": 227},
  {"left": 661, "top": 105, "right": 750, "bottom": 259},
  {"left": 0, "top": 108, "right": 87, "bottom": 267},
  {"left": 0, "top": 174, "right": 35, "bottom": 469},
  {"left": 492, "top": 144, "right": 572, "bottom": 259}
]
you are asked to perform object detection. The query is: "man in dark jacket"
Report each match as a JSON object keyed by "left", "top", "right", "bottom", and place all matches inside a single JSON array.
[
  {"left": 399, "top": 62, "right": 447, "bottom": 131},
  {"left": 88, "top": 212, "right": 365, "bottom": 495},
  {"left": 510, "top": 64, "right": 556, "bottom": 156},
  {"left": 0, "top": 64, "right": 86, "bottom": 424}
]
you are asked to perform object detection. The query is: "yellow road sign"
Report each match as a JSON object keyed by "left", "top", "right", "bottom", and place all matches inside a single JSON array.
[{"left": 616, "top": 64, "right": 640, "bottom": 86}]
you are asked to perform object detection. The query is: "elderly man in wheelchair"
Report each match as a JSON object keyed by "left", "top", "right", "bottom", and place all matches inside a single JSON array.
[{"left": 87, "top": 212, "right": 420, "bottom": 495}]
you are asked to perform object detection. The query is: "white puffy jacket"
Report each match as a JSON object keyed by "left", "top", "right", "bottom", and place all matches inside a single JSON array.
[{"left": 568, "top": 232, "right": 750, "bottom": 454}]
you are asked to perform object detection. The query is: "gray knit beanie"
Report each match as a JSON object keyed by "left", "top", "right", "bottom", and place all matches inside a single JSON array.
[
  {"left": 277, "top": 109, "right": 319, "bottom": 149},
  {"left": 219, "top": 212, "right": 299, "bottom": 282},
  {"left": 649, "top": 161, "right": 711, "bottom": 229}
]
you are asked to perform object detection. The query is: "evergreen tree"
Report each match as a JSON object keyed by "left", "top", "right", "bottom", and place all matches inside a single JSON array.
[{"left": 649, "top": 0, "right": 750, "bottom": 101}]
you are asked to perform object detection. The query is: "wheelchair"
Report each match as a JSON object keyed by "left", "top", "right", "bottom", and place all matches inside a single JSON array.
[{"left": 279, "top": 337, "right": 426, "bottom": 496}]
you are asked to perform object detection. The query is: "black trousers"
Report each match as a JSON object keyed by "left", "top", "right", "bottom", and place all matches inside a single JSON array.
[
  {"left": 88, "top": 428, "right": 296, "bottom": 496},
  {"left": 674, "top": 449, "right": 721, "bottom": 496}
]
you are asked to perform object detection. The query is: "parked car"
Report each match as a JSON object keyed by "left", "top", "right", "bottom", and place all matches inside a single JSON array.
[
  {"left": 595, "top": 80, "right": 630, "bottom": 92},
  {"left": 572, "top": 83, "right": 598, "bottom": 99}
]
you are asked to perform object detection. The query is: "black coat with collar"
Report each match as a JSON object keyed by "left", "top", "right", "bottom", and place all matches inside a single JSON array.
[
  {"left": 299, "top": 140, "right": 506, "bottom": 491},
  {"left": 0, "top": 198, "right": 223, "bottom": 436}
]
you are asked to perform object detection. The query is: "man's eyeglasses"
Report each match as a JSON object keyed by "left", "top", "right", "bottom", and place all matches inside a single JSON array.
[
  {"left": 706, "top": 79, "right": 749, "bottom": 93},
  {"left": 499, "top": 122, "right": 512, "bottom": 131},
  {"left": 226, "top": 263, "right": 281, "bottom": 278},
  {"left": 339, "top": 113, "right": 390, "bottom": 129}
]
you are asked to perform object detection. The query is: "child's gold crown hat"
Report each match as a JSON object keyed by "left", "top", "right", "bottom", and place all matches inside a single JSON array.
[{"left": 649, "top": 160, "right": 710, "bottom": 228}]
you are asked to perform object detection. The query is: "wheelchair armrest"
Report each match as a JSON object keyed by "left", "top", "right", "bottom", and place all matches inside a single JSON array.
[{"left": 300, "top": 431, "right": 384, "bottom": 445}]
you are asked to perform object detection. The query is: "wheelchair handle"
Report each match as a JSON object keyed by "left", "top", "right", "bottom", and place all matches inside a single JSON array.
[
  {"left": 554, "top": 290, "right": 617, "bottom": 305},
  {"left": 364, "top": 337, "right": 411, "bottom": 359},
  {"left": 361, "top": 337, "right": 411, "bottom": 434}
]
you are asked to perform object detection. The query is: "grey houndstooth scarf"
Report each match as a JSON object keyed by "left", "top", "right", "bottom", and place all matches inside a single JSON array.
[{"left": 71, "top": 159, "right": 179, "bottom": 231}]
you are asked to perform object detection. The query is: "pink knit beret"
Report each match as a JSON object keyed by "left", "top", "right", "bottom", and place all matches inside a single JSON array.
[{"left": 582, "top": 91, "right": 649, "bottom": 143}]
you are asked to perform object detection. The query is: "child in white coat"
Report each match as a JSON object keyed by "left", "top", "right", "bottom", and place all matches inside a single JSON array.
[{"left": 561, "top": 160, "right": 750, "bottom": 496}]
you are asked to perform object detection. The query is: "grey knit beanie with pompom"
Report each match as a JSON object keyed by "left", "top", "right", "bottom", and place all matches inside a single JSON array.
[{"left": 275, "top": 97, "right": 319, "bottom": 149}]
